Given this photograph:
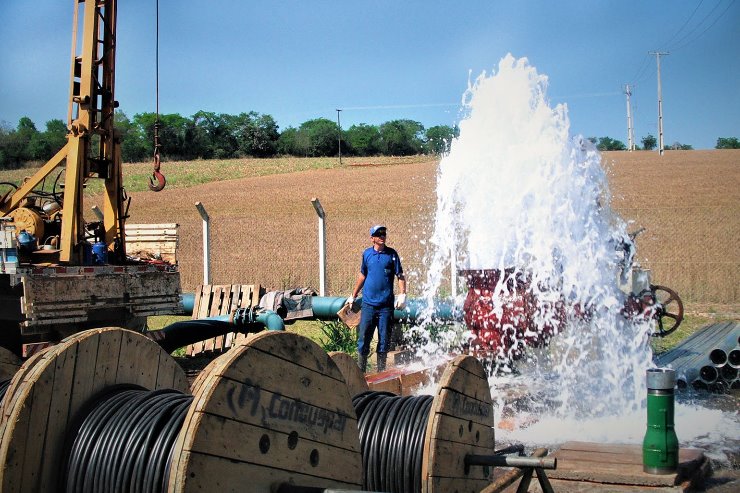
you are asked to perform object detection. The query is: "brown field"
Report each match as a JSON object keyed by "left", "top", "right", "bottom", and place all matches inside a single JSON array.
[{"left": 116, "top": 149, "right": 740, "bottom": 317}]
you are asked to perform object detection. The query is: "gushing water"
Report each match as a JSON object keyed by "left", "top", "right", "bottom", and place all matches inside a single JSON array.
[{"left": 415, "top": 54, "right": 738, "bottom": 461}]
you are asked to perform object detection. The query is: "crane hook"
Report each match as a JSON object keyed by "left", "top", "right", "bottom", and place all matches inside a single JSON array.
[{"left": 148, "top": 151, "right": 166, "bottom": 192}]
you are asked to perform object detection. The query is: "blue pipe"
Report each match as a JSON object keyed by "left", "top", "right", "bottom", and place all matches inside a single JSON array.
[
  {"left": 179, "top": 292, "right": 195, "bottom": 315},
  {"left": 310, "top": 296, "right": 458, "bottom": 323}
]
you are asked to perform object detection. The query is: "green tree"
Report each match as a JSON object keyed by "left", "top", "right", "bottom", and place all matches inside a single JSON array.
[
  {"left": 715, "top": 137, "right": 740, "bottom": 149},
  {"left": 115, "top": 111, "right": 148, "bottom": 162},
  {"left": 277, "top": 127, "right": 299, "bottom": 155},
  {"left": 191, "top": 111, "right": 238, "bottom": 159},
  {"left": 641, "top": 134, "right": 657, "bottom": 151},
  {"left": 596, "top": 136, "right": 626, "bottom": 151},
  {"left": 42, "top": 119, "right": 67, "bottom": 155},
  {"left": 379, "top": 119, "right": 424, "bottom": 156},
  {"left": 424, "top": 125, "right": 458, "bottom": 155},
  {"left": 233, "top": 112, "right": 279, "bottom": 157},
  {"left": 346, "top": 124, "right": 381, "bottom": 156},
  {"left": 296, "top": 118, "right": 339, "bottom": 157}
]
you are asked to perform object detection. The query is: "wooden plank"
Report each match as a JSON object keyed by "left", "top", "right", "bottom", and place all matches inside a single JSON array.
[
  {"left": 171, "top": 452, "right": 362, "bottom": 492},
  {"left": 426, "top": 476, "right": 490, "bottom": 493},
  {"left": 550, "top": 442, "right": 707, "bottom": 487},
  {"left": 189, "top": 412, "right": 362, "bottom": 480},
  {"left": 214, "top": 285, "right": 233, "bottom": 351}
]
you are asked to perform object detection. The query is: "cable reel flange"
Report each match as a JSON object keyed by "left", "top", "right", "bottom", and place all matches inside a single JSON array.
[
  {"left": 0, "top": 327, "right": 189, "bottom": 492},
  {"left": 422, "top": 355, "right": 495, "bottom": 493},
  {"left": 168, "top": 331, "right": 364, "bottom": 492}
]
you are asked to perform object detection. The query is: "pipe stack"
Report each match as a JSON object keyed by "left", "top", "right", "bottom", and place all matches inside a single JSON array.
[{"left": 655, "top": 321, "right": 739, "bottom": 392}]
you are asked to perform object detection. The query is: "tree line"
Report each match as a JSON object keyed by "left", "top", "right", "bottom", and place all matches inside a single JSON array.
[
  {"left": 0, "top": 111, "right": 459, "bottom": 169},
  {"left": 1, "top": 112, "right": 738, "bottom": 170}
]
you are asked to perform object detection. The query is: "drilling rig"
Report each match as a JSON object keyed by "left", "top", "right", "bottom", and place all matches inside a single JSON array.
[{"left": 0, "top": 0, "right": 180, "bottom": 356}]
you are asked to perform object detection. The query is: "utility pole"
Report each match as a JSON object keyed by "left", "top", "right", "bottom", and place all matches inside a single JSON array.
[
  {"left": 336, "top": 109, "right": 342, "bottom": 165},
  {"left": 649, "top": 51, "right": 669, "bottom": 155},
  {"left": 624, "top": 84, "right": 635, "bottom": 151}
]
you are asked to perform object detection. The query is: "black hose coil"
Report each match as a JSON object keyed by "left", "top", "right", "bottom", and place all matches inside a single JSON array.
[
  {"left": 64, "top": 387, "right": 193, "bottom": 493},
  {"left": 0, "top": 378, "right": 11, "bottom": 404},
  {"left": 352, "top": 391, "right": 433, "bottom": 493}
]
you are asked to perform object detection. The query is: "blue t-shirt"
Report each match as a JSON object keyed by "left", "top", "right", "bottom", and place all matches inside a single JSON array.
[{"left": 360, "top": 246, "right": 403, "bottom": 307}]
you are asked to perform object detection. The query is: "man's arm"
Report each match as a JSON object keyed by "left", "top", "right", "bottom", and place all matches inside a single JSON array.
[
  {"left": 397, "top": 273, "right": 406, "bottom": 295},
  {"left": 351, "top": 273, "right": 366, "bottom": 299}
]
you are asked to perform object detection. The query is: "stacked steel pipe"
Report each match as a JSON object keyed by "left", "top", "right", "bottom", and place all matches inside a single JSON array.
[{"left": 655, "top": 321, "right": 739, "bottom": 392}]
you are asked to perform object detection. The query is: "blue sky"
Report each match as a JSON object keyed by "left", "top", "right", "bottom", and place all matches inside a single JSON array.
[{"left": 1, "top": 0, "right": 738, "bottom": 149}]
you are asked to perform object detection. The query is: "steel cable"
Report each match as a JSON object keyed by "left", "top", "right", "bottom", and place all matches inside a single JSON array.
[
  {"left": 64, "top": 387, "right": 193, "bottom": 493},
  {"left": 352, "top": 391, "right": 434, "bottom": 493}
]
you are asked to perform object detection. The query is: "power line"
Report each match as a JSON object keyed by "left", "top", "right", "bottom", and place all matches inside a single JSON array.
[
  {"left": 669, "top": 0, "right": 736, "bottom": 51},
  {"left": 660, "top": 0, "right": 705, "bottom": 49}
]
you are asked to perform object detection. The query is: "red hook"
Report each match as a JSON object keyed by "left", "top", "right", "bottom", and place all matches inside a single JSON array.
[{"left": 148, "top": 152, "right": 166, "bottom": 192}]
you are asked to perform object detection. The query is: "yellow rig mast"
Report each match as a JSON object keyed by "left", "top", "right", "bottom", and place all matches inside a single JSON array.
[{"left": 0, "top": 0, "right": 125, "bottom": 265}]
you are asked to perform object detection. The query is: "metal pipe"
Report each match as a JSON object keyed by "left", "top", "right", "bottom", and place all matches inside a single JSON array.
[
  {"left": 465, "top": 454, "right": 556, "bottom": 469},
  {"left": 729, "top": 348, "right": 740, "bottom": 369},
  {"left": 720, "top": 365, "right": 737, "bottom": 382},
  {"left": 699, "top": 365, "right": 718, "bottom": 384},
  {"left": 195, "top": 201, "right": 211, "bottom": 285},
  {"left": 709, "top": 348, "right": 727, "bottom": 366},
  {"left": 479, "top": 448, "right": 549, "bottom": 493}
]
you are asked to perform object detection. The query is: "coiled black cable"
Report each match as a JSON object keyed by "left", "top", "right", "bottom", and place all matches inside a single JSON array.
[
  {"left": 0, "top": 378, "right": 11, "bottom": 404},
  {"left": 64, "top": 387, "right": 193, "bottom": 493},
  {"left": 352, "top": 391, "right": 434, "bottom": 493}
]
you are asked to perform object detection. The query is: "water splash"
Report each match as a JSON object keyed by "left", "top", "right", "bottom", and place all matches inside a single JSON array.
[{"left": 417, "top": 53, "right": 653, "bottom": 417}]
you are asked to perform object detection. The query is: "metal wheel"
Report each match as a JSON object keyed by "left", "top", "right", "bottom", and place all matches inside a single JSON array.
[{"left": 650, "top": 284, "right": 684, "bottom": 337}]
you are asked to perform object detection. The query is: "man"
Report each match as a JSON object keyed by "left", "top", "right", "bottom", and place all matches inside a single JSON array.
[{"left": 346, "top": 225, "right": 406, "bottom": 372}]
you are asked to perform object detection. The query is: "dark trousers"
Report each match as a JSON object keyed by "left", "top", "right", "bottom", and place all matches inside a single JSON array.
[{"left": 357, "top": 303, "right": 393, "bottom": 356}]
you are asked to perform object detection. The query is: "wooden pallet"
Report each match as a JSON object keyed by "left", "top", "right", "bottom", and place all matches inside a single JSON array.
[
  {"left": 525, "top": 441, "right": 710, "bottom": 492},
  {"left": 185, "top": 284, "right": 264, "bottom": 356},
  {"left": 125, "top": 222, "right": 179, "bottom": 264}
]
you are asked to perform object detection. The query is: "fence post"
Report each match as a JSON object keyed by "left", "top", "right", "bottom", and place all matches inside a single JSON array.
[
  {"left": 195, "top": 202, "right": 211, "bottom": 285},
  {"left": 311, "top": 198, "right": 327, "bottom": 296}
]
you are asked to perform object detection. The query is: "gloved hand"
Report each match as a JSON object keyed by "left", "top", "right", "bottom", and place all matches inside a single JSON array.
[
  {"left": 394, "top": 293, "right": 407, "bottom": 310},
  {"left": 345, "top": 295, "right": 355, "bottom": 306}
]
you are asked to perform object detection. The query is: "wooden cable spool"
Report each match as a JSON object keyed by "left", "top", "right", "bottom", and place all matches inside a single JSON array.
[
  {"left": 169, "top": 331, "right": 363, "bottom": 491},
  {"left": 0, "top": 327, "right": 188, "bottom": 492},
  {"left": 334, "top": 353, "right": 495, "bottom": 493},
  {"left": 422, "top": 354, "right": 495, "bottom": 493},
  {"left": 0, "top": 329, "right": 364, "bottom": 492},
  {"left": 1, "top": 328, "right": 497, "bottom": 493},
  {"left": 328, "top": 351, "right": 369, "bottom": 398}
]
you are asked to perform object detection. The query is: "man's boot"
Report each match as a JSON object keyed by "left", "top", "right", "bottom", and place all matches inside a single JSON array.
[
  {"left": 358, "top": 354, "right": 368, "bottom": 373},
  {"left": 377, "top": 352, "right": 387, "bottom": 372}
]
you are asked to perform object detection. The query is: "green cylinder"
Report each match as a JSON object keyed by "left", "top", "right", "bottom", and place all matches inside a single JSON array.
[{"left": 643, "top": 368, "right": 679, "bottom": 474}]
